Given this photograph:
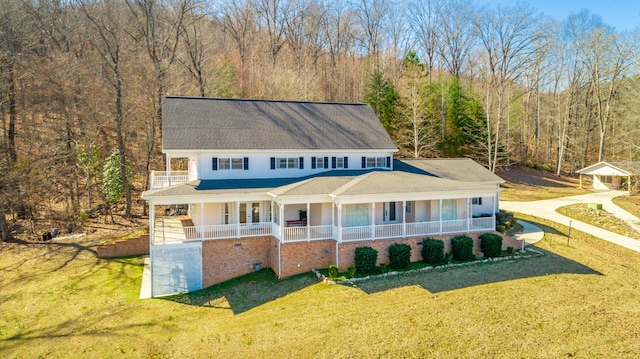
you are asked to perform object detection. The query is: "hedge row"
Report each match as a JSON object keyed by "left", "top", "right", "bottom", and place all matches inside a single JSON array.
[{"left": 350, "top": 232, "right": 506, "bottom": 274}]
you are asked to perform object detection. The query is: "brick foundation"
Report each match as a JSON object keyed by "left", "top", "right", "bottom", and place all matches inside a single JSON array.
[
  {"left": 279, "top": 240, "right": 336, "bottom": 278},
  {"left": 194, "top": 231, "right": 521, "bottom": 289},
  {"left": 96, "top": 235, "right": 150, "bottom": 258},
  {"left": 202, "top": 236, "right": 273, "bottom": 287}
]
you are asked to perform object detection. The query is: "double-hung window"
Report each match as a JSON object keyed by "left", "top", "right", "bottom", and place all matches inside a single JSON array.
[
  {"left": 332, "top": 156, "right": 348, "bottom": 169},
  {"left": 219, "top": 158, "right": 243, "bottom": 170},
  {"left": 213, "top": 157, "right": 248, "bottom": 170},
  {"left": 365, "top": 157, "right": 387, "bottom": 168},
  {"left": 277, "top": 157, "right": 299, "bottom": 169},
  {"left": 471, "top": 197, "right": 482, "bottom": 205}
]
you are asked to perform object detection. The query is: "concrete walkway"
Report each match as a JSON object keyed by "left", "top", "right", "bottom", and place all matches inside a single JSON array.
[
  {"left": 500, "top": 190, "right": 640, "bottom": 254},
  {"left": 512, "top": 220, "right": 544, "bottom": 248},
  {"left": 140, "top": 256, "right": 151, "bottom": 299}
]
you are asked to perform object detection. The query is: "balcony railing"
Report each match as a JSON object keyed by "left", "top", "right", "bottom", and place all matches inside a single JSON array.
[
  {"left": 150, "top": 170, "right": 191, "bottom": 189},
  {"left": 152, "top": 218, "right": 496, "bottom": 245}
]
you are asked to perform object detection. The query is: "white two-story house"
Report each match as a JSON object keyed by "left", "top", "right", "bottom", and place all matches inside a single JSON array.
[{"left": 142, "top": 97, "right": 511, "bottom": 297}]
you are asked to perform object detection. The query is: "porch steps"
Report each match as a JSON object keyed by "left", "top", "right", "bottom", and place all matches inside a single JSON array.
[{"left": 97, "top": 234, "right": 150, "bottom": 258}]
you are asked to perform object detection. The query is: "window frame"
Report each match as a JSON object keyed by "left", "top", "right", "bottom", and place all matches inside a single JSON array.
[
  {"left": 365, "top": 156, "right": 387, "bottom": 168},
  {"left": 218, "top": 157, "right": 245, "bottom": 170},
  {"left": 276, "top": 157, "right": 300, "bottom": 169}
]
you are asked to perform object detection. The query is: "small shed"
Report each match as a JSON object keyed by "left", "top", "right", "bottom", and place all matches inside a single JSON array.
[{"left": 576, "top": 161, "right": 640, "bottom": 191}]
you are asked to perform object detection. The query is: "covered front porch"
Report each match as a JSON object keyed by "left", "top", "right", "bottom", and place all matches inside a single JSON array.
[{"left": 149, "top": 196, "right": 497, "bottom": 245}]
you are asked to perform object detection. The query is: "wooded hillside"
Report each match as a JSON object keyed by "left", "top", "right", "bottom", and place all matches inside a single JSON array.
[{"left": 1, "top": 0, "right": 639, "bottom": 240}]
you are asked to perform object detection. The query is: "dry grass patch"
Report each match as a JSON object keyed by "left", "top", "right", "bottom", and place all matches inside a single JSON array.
[
  {"left": 612, "top": 194, "right": 640, "bottom": 219},
  {"left": 556, "top": 203, "right": 640, "bottom": 239},
  {"left": 2, "top": 216, "right": 640, "bottom": 358},
  {"left": 498, "top": 166, "right": 587, "bottom": 201}
]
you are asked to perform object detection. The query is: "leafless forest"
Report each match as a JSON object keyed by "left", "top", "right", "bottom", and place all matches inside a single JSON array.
[{"left": 1, "top": 0, "right": 639, "bottom": 240}]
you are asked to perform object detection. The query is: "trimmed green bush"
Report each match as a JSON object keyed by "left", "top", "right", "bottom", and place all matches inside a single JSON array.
[
  {"left": 506, "top": 247, "right": 514, "bottom": 255},
  {"left": 480, "top": 233, "right": 503, "bottom": 258},
  {"left": 451, "top": 235, "right": 474, "bottom": 261},
  {"left": 496, "top": 210, "right": 517, "bottom": 231},
  {"left": 354, "top": 246, "right": 378, "bottom": 274},
  {"left": 388, "top": 243, "right": 411, "bottom": 269},
  {"left": 328, "top": 264, "right": 339, "bottom": 279},
  {"left": 421, "top": 237, "right": 445, "bottom": 265},
  {"left": 347, "top": 267, "right": 356, "bottom": 278}
]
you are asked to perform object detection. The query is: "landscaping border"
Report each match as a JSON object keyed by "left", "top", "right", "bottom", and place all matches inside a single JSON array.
[{"left": 311, "top": 248, "right": 544, "bottom": 285}]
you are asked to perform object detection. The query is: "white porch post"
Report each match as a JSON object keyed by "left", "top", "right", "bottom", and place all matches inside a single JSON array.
[
  {"left": 337, "top": 204, "right": 342, "bottom": 242},
  {"left": 149, "top": 202, "right": 155, "bottom": 297},
  {"left": 331, "top": 202, "right": 335, "bottom": 240},
  {"left": 306, "top": 202, "right": 310, "bottom": 241},
  {"left": 280, "top": 203, "right": 285, "bottom": 242},
  {"left": 200, "top": 202, "right": 205, "bottom": 240},
  {"left": 236, "top": 201, "right": 240, "bottom": 238},
  {"left": 166, "top": 154, "right": 171, "bottom": 186},
  {"left": 371, "top": 202, "right": 376, "bottom": 240},
  {"left": 149, "top": 202, "right": 155, "bottom": 246},
  {"left": 402, "top": 200, "right": 406, "bottom": 238},
  {"left": 439, "top": 199, "right": 443, "bottom": 234},
  {"left": 466, "top": 197, "right": 471, "bottom": 232}
]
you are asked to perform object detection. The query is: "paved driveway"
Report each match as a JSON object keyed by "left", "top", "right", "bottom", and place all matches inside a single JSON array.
[{"left": 500, "top": 190, "right": 640, "bottom": 253}]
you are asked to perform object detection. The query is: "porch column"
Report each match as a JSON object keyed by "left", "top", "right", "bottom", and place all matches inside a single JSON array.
[
  {"left": 466, "top": 197, "right": 471, "bottom": 232},
  {"left": 200, "top": 202, "right": 205, "bottom": 240},
  {"left": 439, "top": 199, "right": 443, "bottom": 234},
  {"left": 331, "top": 203, "right": 335, "bottom": 240},
  {"left": 306, "top": 202, "right": 310, "bottom": 241},
  {"left": 149, "top": 202, "right": 155, "bottom": 246},
  {"left": 149, "top": 202, "right": 155, "bottom": 297},
  {"left": 279, "top": 203, "right": 285, "bottom": 242},
  {"left": 371, "top": 202, "right": 376, "bottom": 240},
  {"left": 402, "top": 200, "right": 406, "bottom": 238},
  {"left": 236, "top": 201, "right": 240, "bottom": 238},
  {"left": 166, "top": 154, "right": 171, "bottom": 186},
  {"left": 579, "top": 174, "right": 583, "bottom": 189},
  {"left": 337, "top": 204, "right": 342, "bottom": 242}
]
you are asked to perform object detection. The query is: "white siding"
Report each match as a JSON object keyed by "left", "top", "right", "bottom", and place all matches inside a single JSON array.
[{"left": 194, "top": 150, "right": 394, "bottom": 180}]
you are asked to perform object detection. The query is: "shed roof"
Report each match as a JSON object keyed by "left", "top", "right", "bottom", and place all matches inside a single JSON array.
[
  {"left": 162, "top": 97, "right": 398, "bottom": 151},
  {"left": 576, "top": 161, "right": 640, "bottom": 175}
]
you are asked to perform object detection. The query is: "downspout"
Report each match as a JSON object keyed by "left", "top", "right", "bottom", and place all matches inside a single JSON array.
[{"left": 149, "top": 201, "right": 155, "bottom": 297}]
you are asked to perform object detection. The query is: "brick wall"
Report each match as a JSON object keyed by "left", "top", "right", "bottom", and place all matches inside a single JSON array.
[
  {"left": 268, "top": 237, "right": 280, "bottom": 277},
  {"left": 96, "top": 235, "right": 150, "bottom": 258},
  {"left": 202, "top": 236, "right": 272, "bottom": 287},
  {"left": 279, "top": 240, "right": 336, "bottom": 278},
  {"left": 337, "top": 232, "right": 523, "bottom": 271}
]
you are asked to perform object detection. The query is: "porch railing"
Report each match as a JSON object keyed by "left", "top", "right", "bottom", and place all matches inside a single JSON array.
[
  {"left": 283, "top": 225, "right": 333, "bottom": 242},
  {"left": 152, "top": 217, "right": 496, "bottom": 245},
  {"left": 150, "top": 170, "right": 191, "bottom": 189}
]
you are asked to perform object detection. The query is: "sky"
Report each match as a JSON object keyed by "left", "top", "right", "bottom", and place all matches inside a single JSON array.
[{"left": 491, "top": 0, "right": 640, "bottom": 31}]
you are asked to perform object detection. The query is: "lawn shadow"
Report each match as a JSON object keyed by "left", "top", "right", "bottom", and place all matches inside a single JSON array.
[
  {"left": 348, "top": 247, "right": 602, "bottom": 295},
  {"left": 160, "top": 269, "right": 318, "bottom": 314}
]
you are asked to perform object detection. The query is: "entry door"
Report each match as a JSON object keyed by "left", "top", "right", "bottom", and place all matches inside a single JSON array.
[
  {"left": 239, "top": 202, "right": 260, "bottom": 224},
  {"left": 384, "top": 202, "right": 397, "bottom": 223}
]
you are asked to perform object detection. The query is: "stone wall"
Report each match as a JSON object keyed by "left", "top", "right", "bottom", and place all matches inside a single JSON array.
[
  {"left": 96, "top": 235, "right": 149, "bottom": 258},
  {"left": 202, "top": 236, "right": 272, "bottom": 287}
]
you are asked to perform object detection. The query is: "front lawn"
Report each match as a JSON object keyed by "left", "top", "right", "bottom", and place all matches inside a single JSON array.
[{"left": 2, "top": 216, "right": 640, "bottom": 357}]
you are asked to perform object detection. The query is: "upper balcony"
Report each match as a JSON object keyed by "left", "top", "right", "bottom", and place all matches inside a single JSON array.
[{"left": 150, "top": 170, "right": 191, "bottom": 190}]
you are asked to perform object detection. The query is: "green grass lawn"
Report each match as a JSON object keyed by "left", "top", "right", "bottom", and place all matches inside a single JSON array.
[{"left": 2, "top": 217, "right": 640, "bottom": 358}]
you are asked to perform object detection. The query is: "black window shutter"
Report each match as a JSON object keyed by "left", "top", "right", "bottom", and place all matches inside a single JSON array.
[
  {"left": 311, "top": 157, "right": 316, "bottom": 169},
  {"left": 331, "top": 157, "right": 336, "bottom": 168},
  {"left": 386, "top": 156, "right": 391, "bottom": 168},
  {"left": 299, "top": 157, "right": 304, "bottom": 169},
  {"left": 361, "top": 157, "right": 366, "bottom": 168},
  {"left": 243, "top": 157, "right": 249, "bottom": 170},
  {"left": 270, "top": 157, "right": 276, "bottom": 170},
  {"left": 324, "top": 156, "right": 329, "bottom": 168},
  {"left": 479, "top": 197, "right": 482, "bottom": 205},
  {"left": 212, "top": 157, "right": 218, "bottom": 171},
  {"left": 344, "top": 157, "right": 348, "bottom": 169}
]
